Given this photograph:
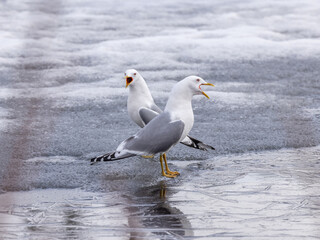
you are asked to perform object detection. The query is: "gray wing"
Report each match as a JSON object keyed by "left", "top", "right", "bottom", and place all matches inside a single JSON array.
[
  {"left": 139, "top": 107, "right": 159, "bottom": 126},
  {"left": 123, "top": 112, "right": 184, "bottom": 155},
  {"left": 138, "top": 103, "right": 163, "bottom": 126},
  {"left": 150, "top": 103, "right": 162, "bottom": 114}
]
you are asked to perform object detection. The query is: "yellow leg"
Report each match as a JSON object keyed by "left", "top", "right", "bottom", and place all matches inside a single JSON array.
[
  {"left": 160, "top": 154, "right": 166, "bottom": 176},
  {"left": 163, "top": 153, "right": 180, "bottom": 176},
  {"left": 160, "top": 154, "right": 178, "bottom": 178},
  {"left": 142, "top": 155, "right": 154, "bottom": 159}
]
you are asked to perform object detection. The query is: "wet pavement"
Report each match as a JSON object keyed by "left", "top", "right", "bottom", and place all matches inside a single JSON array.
[{"left": 0, "top": 0, "right": 320, "bottom": 239}]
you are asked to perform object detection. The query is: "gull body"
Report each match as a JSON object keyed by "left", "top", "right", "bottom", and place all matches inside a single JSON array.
[
  {"left": 165, "top": 78, "right": 195, "bottom": 143},
  {"left": 124, "top": 69, "right": 214, "bottom": 151},
  {"left": 91, "top": 76, "right": 214, "bottom": 177},
  {"left": 126, "top": 70, "right": 161, "bottom": 128}
]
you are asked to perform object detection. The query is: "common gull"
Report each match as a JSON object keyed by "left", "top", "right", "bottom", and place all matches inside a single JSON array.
[
  {"left": 124, "top": 69, "right": 215, "bottom": 151},
  {"left": 91, "top": 76, "right": 214, "bottom": 178}
]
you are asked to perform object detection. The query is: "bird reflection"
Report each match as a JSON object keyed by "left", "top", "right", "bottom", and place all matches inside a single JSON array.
[{"left": 128, "top": 181, "right": 193, "bottom": 239}]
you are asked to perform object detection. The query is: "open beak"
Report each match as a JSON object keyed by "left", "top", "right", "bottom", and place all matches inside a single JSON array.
[
  {"left": 199, "top": 83, "right": 215, "bottom": 99},
  {"left": 125, "top": 76, "right": 133, "bottom": 88}
]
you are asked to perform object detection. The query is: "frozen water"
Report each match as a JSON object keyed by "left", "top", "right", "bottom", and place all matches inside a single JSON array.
[
  {"left": 0, "top": 0, "right": 320, "bottom": 239},
  {"left": 0, "top": 147, "right": 319, "bottom": 239}
]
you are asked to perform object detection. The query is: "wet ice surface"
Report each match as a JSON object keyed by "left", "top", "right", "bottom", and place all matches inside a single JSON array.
[
  {"left": 1, "top": 147, "right": 320, "bottom": 239},
  {"left": 1, "top": 0, "right": 320, "bottom": 239}
]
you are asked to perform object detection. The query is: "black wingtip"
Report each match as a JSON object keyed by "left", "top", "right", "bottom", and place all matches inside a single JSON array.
[
  {"left": 90, "top": 156, "right": 103, "bottom": 165},
  {"left": 90, "top": 152, "right": 117, "bottom": 165},
  {"left": 90, "top": 158, "right": 98, "bottom": 165},
  {"left": 199, "top": 144, "right": 215, "bottom": 151},
  {"left": 186, "top": 136, "right": 215, "bottom": 151}
]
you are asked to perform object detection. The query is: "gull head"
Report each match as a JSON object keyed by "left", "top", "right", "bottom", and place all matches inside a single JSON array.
[
  {"left": 124, "top": 69, "right": 141, "bottom": 88},
  {"left": 180, "top": 76, "right": 215, "bottom": 99}
]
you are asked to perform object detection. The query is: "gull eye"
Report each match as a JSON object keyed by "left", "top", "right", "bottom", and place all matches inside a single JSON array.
[
  {"left": 133, "top": 73, "right": 137, "bottom": 76},
  {"left": 124, "top": 73, "right": 126, "bottom": 76},
  {"left": 196, "top": 79, "right": 200, "bottom": 82}
]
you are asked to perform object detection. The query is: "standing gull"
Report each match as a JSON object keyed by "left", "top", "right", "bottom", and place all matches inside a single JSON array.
[
  {"left": 91, "top": 76, "right": 214, "bottom": 178},
  {"left": 124, "top": 69, "right": 215, "bottom": 151}
]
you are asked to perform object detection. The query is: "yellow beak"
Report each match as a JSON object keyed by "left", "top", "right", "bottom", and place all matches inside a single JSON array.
[{"left": 200, "top": 83, "right": 215, "bottom": 99}]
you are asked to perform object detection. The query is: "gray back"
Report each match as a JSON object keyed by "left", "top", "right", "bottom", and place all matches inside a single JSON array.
[{"left": 124, "top": 112, "right": 184, "bottom": 154}]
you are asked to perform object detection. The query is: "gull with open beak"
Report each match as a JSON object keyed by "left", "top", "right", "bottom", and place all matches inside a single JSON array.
[
  {"left": 124, "top": 69, "right": 215, "bottom": 151},
  {"left": 91, "top": 76, "right": 214, "bottom": 178}
]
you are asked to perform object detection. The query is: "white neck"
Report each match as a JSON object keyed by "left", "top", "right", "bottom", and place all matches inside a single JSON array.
[
  {"left": 129, "top": 76, "right": 154, "bottom": 101},
  {"left": 164, "top": 80, "right": 195, "bottom": 142},
  {"left": 164, "top": 82, "right": 193, "bottom": 113}
]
